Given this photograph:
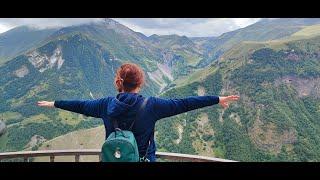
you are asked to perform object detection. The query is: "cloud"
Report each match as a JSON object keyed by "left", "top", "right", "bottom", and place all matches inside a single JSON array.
[
  {"left": 114, "top": 18, "right": 261, "bottom": 37},
  {"left": 0, "top": 18, "right": 261, "bottom": 37},
  {"left": 0, "top": 18, "right": 103, "bottom": 33},
  {"left": 0, "top": 23, "right": 9, "bottom": 33}
]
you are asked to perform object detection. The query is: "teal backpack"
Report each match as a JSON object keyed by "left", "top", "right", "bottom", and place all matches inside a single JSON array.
[{"left": 101, "top": 98, "right": 151, "bottom": 162}]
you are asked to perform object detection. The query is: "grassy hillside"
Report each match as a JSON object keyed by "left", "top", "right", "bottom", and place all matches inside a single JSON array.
[
  {"left": 0, "top": 31, "right": 160, "bottom": 152},
  {"left": 291, "top": 24, "right": 320, "bottom": 38},
  {"left": 0, "top": 26, "right": 57, "bottom": 65},
  {"left": 155, "top": 30, "right": 320, "bottom": 161},
  {"left": 148, "top": 34, "right": 204, "bottom": 67},
  {"left": 32, "top": 126, "right": 105, "bottom": 162},
  {"left": 197, "top": 18, "right": 320, "bottom": 67}
]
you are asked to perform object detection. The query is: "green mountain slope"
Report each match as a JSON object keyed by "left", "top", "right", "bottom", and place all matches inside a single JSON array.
[
  {"left": 45, "top": 19, "right": 205, "bottom": 90},
  {"left": 31, "top": 126, "right": 105, "bottom": 162},
  {"left": 0, "top": 26, "right": 57, "bottom": 65},
  {"left": 148, "top": 34, "right": 204, "bottom": 77},
  {"left": 156, "top": 27, "right": 320, "bottom": 161},
  {"left": 197, "top": 18, "right": 320, "bottom": 67},
  {"left": 0, "top": 31, "right": 160, "bottom": 152}
]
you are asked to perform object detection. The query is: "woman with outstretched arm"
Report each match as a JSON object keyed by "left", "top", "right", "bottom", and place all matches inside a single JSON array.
[{"left": 38, "top": 63, "right": 239, "bottom": 162}]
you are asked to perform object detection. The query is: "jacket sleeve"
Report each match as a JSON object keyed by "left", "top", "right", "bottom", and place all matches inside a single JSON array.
[
  {"left": 54, "top": 98, "right": 109, "bottom": 118},
  {"left": 152, "top": 96, "right": 220, "bottom": 120}
]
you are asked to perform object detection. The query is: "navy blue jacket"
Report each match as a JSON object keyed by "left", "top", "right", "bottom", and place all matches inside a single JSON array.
[{"left": 54, "top": 92, "right": 220, "bottom": 161}]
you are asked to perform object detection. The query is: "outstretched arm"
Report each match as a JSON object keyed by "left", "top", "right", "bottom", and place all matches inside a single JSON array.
[
  {"left": 152, "top": 95, "right": 239, "bottom": 120},
  {"left": 37, "top": 98, "right": 109, "bottom": 118}
]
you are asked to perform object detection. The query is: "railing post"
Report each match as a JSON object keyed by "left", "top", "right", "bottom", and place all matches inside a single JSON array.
[
  {"left": 50, "top": 155, "right": 55, "bottom": 162},
  {"left": 75, "top": 154, "right": 80, "bottom": 162},
  {"left": 99, "top": 154, "right": 102, "bottom": 162}
]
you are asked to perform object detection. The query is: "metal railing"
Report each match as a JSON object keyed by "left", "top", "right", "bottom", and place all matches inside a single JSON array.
[{"left": 0, "top": 149, "right": 237, "bottom": 162}]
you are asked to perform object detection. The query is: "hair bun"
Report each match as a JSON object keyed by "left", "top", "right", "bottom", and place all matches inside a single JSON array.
[{"left": 114, "top": 63, "right": 145, "bottom": 92}]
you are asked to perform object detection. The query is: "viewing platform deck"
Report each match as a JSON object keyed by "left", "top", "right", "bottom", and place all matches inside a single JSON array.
[{"left": 0, "top": 149, "right": 237, "bottom": 162}]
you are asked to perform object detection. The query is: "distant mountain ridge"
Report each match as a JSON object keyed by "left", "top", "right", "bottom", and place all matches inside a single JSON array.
[
  {"left": 196, "top": 18, "right": 320, "bottom": 67},
  {"left": 0, "top": 26, "right": 58, "bottom": 65}
]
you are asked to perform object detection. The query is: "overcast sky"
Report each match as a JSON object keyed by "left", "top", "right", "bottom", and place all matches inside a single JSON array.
[{"left": 0, "top": 18, "right": 262, "bottom": 37}]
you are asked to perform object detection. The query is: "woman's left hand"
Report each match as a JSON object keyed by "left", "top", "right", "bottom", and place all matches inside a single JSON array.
[
  {"left": 219, "top": 95, "right": 240, "bottom": 109},
  {"left": 37, "top": 101, "right": 55, "bottom": 108}
]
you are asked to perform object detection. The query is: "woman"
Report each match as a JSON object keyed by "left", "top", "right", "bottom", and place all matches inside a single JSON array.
[{"left": 38, "top": 63, "right": 239, "bottom": 162}]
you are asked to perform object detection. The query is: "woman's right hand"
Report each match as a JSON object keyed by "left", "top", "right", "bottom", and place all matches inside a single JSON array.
[
  {"left": 37, "top": 101, "right": 55, "bottom": 108},
  {"left": 219, "top": 95, "right": 240, "bottom": 109}
]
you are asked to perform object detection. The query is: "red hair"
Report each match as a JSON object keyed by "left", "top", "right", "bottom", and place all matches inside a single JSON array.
[{"left": 114, "top": 63, "right": 145, "bottom": 92}]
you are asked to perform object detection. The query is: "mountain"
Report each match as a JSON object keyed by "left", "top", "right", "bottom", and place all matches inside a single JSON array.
[
  {"left": 190, "top": 37, "right": 217, "bottom": 52},
  {"left": 0, "top": 20, "right": 165, "bottom": 152},
  {"left": 47, "top": 20, "right": 206, "bottom": 90},
  {"left": 149, "top": 34, "right": 203, "bottom": 64},
  {"left": 197, "top": 18, "right": 320, "bottom": 67},
  {"left": 1, "top": 19, "right": 320, "bottom": 162},
  {"left": 0, "top": 26, "right": 58, "bottom": 65},
  {"left": 20, "top": 23, "right": 320, "bottom": 162},
  {"left": 0, "top": 33, "right": 115, "bottom": 152},
  {"left": 47, "top": 20, "right": 161, "bottom": 67},
  {"left": 155, "top": 25, "right": 320, "bottom": 161}
]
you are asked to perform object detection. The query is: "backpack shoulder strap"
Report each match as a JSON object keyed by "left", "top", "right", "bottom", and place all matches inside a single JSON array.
[{"left": 111, "top": 118, "right": 119, "bottom": 130}]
